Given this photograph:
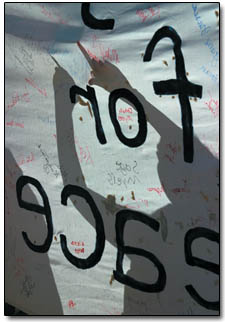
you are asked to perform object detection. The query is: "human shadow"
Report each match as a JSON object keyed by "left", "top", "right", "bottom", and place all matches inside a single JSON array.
[
  {"left": 52, "top": 55, "right": 219, "bottom": 315},
  {"left": 5, "top": 13, "right": 83, "bottom": 43},
  {"left": 5, "top": 148, "right": 63, "bottom": 315},
  {"left": 52, "top": 57, "right": 125, "bottom": 257}
]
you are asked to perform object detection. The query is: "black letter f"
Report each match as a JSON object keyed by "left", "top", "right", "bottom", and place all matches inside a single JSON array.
[{"left": 144, "top": 26, "right": 203, "bottom": 163}]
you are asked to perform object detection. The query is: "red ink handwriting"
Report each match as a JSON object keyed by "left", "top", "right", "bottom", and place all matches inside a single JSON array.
[
  {"left": 18, "top": 152, "right": 34, "bottom": 166},
  {"left": 172, "top": 187, "right": 190, "bottom": 193},
  {"left": 7, "top": 91, "right": 30, "bottom": 111},
  {"left": 39, "top": 4, "right": 67, "bottom": 24},
  {"left": 171, "top": 179, "right": 190, "bottom": 195},
  {"left": 68, "top": 300, "right": 76, "bottom": 309},
  {"left": 15, "top": 257, "right": 25, "bottom": 278},
  {"left": 102, "top": 48, "right": 119, "bottom": 64},
  {"left": 7, "top": 93, "right": 19, "bottom": 110},
  {"left": 119, "top": 107, "right": 133, "bottom": 114},
  {"left": 164, "top": 142, "right": 181, "bottom": 164},
  {"left": 25, "top": 78, "right": 47, "bottom": 97},
  {"left": 5, "top": 175, "right": 16, "bottom": 190},
  {"left": 136, "top": 6, "right": 160, "bottom": 23},
  {"left": 118, "top": 115, "right": 132, "bottom": 122},
  {"left": 71, "top": 241, "right": 85, "bottom": 246},
  {"left": 118, "top": 107, "right": 133, "bottom": 122},
  {"left": 125, "top": 198, "right": 149, "bottom": 210},
  {"left": 74, "top": 136, "right": 94, "bottom": 166},
  {"left": 54, "top": 134, "right": 94, "bottom": 166},
  {"left": 75, "top": 248, "right": 84, "bottom": 254},
  {"left": 87, "top": 49, "right": 100, "bottom": 62},
  {"left": 147, "top": 184, "right": 165, "bottom": 196},
  {"left": 5, "top": 153, "right": 34, "bottom": 191},
  {"left": 6, "top": 164, "right": 17, "bottom": 179},
  {"left": 89, "top": 34, "right": 120, "bottom": 64},
  {"left": 5, "top": 163, "right": 20, "bottom": 190},
  {"left": 205, "top": 93, "right": 219, "bottom": 118},
  {"left": 6, "top": 121, "right": 24, "bottom": 128}
]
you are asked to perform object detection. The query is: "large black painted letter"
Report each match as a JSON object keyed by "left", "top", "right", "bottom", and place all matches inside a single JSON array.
[
  {"left": 60, "top": 185, "right": 105, "bottom": 269},
  {"left": 81, "top": 3, "right": 115, "bottom": 30},
  {"left": 144, "top": 26, "right": 203, "bottom": 163},
  {"left": 70, "top": 85, "right": 107, "bottom": 144},
  {"left": 16, "top": 175, "right": 53, "bottom": 253},
  {"left": 114, "top": 210, "right": 166, "bottom": 292},
  {"left": 109, "top": 88, "right": 147, "bottom": 147},
  {"left": 184, "top": 227, "right": 219, "bottom": 311}
]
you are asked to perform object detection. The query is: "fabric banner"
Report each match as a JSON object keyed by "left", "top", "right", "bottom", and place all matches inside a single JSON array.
[{"left": 5, "top": 2, "right": 219, "bottom": 315}]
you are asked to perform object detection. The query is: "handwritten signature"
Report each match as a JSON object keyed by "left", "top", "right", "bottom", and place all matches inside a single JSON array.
[
  {"left": 164, "top": 142, "right": 181, "bottom": 164},
  {"left": 192, "top": 4, "right": 219, "bottom": 67},
  {"left": 68, "top": 300, "right": 76, "bottom": 309},
  {"left": 6, "top": 121, "right": 24, "bottom": 128},
  {"left": 147, "top": 185, "right": 165, "bottom": 196},
  {"left": 74, "top": 136, "right": 94, "bottom": 166},
  {"left": 74, "top": 248, "right": 84, "bottom": 254},
  {"left": 38, "top": 144, "right": 60, "bottom": 178},
  {"left": 7, "top": 90, "right": 30, "bottom": 111},
  {"left": 18, "top": 152, "right": 34, "bottom": 166},
  {"left": 71, "top": 241, "right": 85, "bottom": 246},
  {"left": 25, "top": 78, "right": 47, "bottom": 97},
  {"left": 205, "top": 93, "right": 219, "bottom": 117},
  {"left": 39, "top": 4, "right": 67, "bottom": 25},
  {"left": 136, "top": 6, "right": 160, "bottom": 23},
  {"left": 21, "top": 275, "right": 35, "bottom": 298},
  {"left": 107, "top": 161, "right": 140, "bottom": 188},
  {"left": 125, "top": 198, "right": 149, "bottom": 210},
  {"left": 88, "top": 34, "right": 120, "bottom": 64}
]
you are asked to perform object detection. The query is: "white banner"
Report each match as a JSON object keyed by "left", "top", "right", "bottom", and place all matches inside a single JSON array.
[{"left": 5, "top": 2, "right": 219, "bottom": 315}]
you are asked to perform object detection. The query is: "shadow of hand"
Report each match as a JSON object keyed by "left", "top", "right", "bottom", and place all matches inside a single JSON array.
[
  {"left": 52, "top": 57, "right": 76, "bottom": 113},
  {"left": 77, "top": 41, "right": 131, "bottom": 92}
]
